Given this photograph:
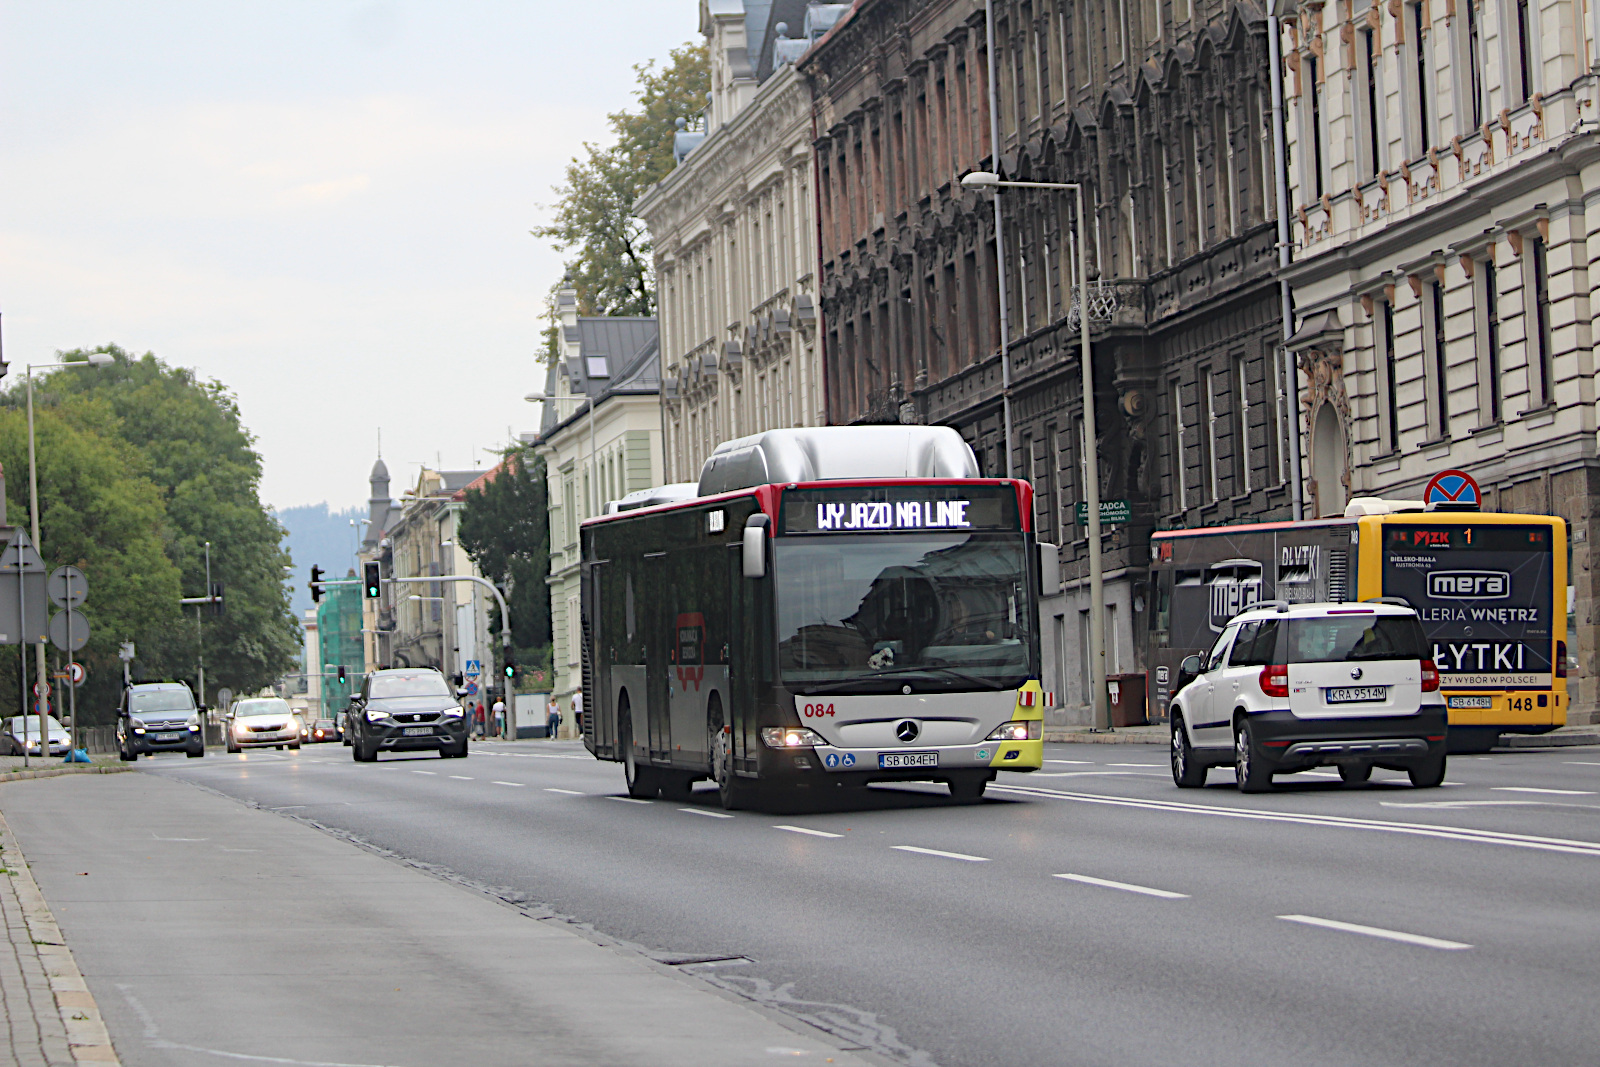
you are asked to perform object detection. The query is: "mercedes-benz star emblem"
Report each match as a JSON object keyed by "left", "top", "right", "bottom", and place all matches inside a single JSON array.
[
  {"left": 895, "top": 720, "right": 921, "bottom": 743},
  {"left": 1350, "top": 667, "right": 1363, "bottom": 680}
]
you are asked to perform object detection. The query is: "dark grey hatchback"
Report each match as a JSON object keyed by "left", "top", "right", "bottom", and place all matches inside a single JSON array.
[{"left": 348, "top": 668, "right": 468, "bottom": 762}]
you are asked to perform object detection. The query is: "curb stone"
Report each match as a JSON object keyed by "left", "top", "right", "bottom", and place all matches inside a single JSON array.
[
  {"left": 0, "top": 805, "right": 122, "bottom": 1064},
  {"left": 0, "top": 766, "right": 131, "bottom": 785}
]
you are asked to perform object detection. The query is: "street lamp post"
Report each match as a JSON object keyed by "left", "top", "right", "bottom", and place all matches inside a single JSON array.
[
  {"left": 962, "top": 172, "right": 1109, "bottom": 732},
  {"left": 525, "top": 390, "right": 598, "bottom": 518},
  {"left": 24, "top": 353, "right": 112, "bottom": 761}
]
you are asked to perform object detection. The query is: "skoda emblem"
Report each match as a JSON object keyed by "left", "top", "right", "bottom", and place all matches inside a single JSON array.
[
  {"left": 895, "top": 720, "right": 921, "bottom": 743},
  {"left": 1350, "top": 667, "right": 1363, "bottom": 680}
]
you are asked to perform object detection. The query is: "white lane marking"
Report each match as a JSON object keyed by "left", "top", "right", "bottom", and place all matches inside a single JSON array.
[
  {"left": 1562, "top": 761, "right": 1600, "bottom": 767},
  {"left": 1046, "top": 759, "right": 1095, "bottom": 765},
  {"left": 412, "top": 770, "right": 437, "bottom": 775},
  {"left": 986, "top": 782, "right": 1600, "bottom": 857},
  {"left": 1034, "top": 771, "right": 1163, "bottom": 778},
  {"left": 608, "top": 796, "right": 651, "bottom": 804},
  {"left": 680, "top": 808, "right": 734, "bottom": 818},
  {"left": 892, "top": 845, "right": 989, "bottom": 862},
  {"left": 1277, "top": 914, "right": 1471, "bottom": 951},
  {"left": 1491, "top": 786, "right": 1597, "bottom": 795},
  {"left": 491, "top": 781, "right": 525, "bottom": 787},
  {"left": 1381, "top": 800, "right": 1546, "bottom": 809},
  {"left": 1106, "top": 763, "right": 1162, "bottom": 768},
  {"left": 1054, "top": 873, "right": 1189, "bottom": 899},
  {"left": 448, "top": 775, "right": 474, "bottom": 780},
  {"left": 545, "top": 788, "right": 584, "bottom": 795},
  {"left": 775, "top": 825, "right": 842, "bottom": 838}
]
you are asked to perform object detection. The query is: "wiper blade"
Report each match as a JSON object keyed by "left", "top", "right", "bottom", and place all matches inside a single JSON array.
[{"left": 799, "top": 664, "right": 1006, "bottom": 694}]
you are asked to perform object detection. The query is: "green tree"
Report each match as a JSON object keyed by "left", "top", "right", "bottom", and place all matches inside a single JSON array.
[
  {"left": 456, "top": 449, "right": 551, "bottom": 685},
  {"left": 0, "top": 397, "right": 181, "bottom": 723},
  {"left": 533, "top": 41, "right": 710, "bottom": 321},
  {"left": 9, "top": 347, "right": 301, "bottom": 703}
]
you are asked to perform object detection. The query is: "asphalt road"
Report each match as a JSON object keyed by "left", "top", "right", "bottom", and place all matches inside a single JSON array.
[{"left": 138, "top": 739, "right": 1600, "bottom": 1067}]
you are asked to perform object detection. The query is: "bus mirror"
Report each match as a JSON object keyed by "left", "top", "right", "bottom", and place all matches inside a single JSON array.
[
  {"left": 1037, "top": 543, "right": 1060, "bottom": 596},
  {"left": 742, "top": 523, "right": 767, "bottom": 579}
]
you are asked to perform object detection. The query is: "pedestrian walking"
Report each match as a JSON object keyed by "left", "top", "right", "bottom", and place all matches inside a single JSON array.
[
  {"left": 492, "top": 697, "right": 506, "bottom": 739},
  {"left": 546, "top": 694, "right": 560, "bottom": 740},
  {"left": 571, "top": 688, "right": 583, "bottom": 737},
  {"left": 473, "top": 702, "right": 486, "bottom": 740}
]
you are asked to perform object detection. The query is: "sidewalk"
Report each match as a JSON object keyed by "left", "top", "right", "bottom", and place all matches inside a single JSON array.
[
  {"left": 0, "top": 806, "right": 120, "bottom": 1065},
  {"left": 0, "top": 772, "right": 875, "bottom": 1067}
]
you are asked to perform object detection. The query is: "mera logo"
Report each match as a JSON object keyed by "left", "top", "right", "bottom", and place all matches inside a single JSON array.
[{"left": 1428, "top": 570, "right": 1510, "bottom": 599}]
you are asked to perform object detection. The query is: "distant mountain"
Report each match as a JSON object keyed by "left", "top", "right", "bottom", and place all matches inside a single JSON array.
[{"left": 277, "top": 503, "right": 366, "bottom": 622}]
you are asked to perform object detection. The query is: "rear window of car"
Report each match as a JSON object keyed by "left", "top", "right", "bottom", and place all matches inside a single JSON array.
[{"left": 1284, "top": 615, "right": 1428, "bottom": 663}]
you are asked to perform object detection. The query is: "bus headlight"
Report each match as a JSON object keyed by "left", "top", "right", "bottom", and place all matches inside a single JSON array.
[
  {"left": 761, "top": 727, "right": 825, "bottom": 749},
  {"left": 986, "top": 720, "right": 1042, "bottom": 742}
]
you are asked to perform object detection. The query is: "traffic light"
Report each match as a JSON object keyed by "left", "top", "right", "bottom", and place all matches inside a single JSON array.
[
  {"left": 310, "top": 565, "right": 324, "bottom": 604},
  {"left": 503, "top": 654, "right": 515, "bottom": 681},
  {"left": 337, "top": 665, "right": 346, "bottom": 683},
  {"left": 363, "top": 561, "right": 382, "bottom": 599}
]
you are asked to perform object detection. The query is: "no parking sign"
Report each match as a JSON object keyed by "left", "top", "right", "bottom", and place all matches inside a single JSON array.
[{"left": 1423, "top": 469, "right": 1481, "bottom": 509}]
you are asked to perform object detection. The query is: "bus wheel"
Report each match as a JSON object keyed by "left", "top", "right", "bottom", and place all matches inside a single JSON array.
[
  {"left": 621, "top": 714, "right": 658, "bottom": 799},
  {"left": 712, "top": 725, "right": 753, "bottom": 810}
]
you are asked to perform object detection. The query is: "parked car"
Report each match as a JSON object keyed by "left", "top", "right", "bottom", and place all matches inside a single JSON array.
[
  {"left": 3, "top": 715, "right": 71, "bottom": 758},
  {"left": 348, "top": 668, "right": 468, "bottom": 762},
  {"left": 225, "top": 697, "right": 302, "bottom": 752},
  {"left": 118, "top": 682, "right": 205, "bottom": 760},
  {"left": 1168, "top": 601, "right": 1448, "bottom": 792},
  {"left": 308, "top": 718, "right": 341, "bottom": 743}
]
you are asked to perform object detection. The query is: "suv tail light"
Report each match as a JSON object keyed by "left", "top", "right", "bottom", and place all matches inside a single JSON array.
[
  {"left": 1421, "top": 659, "right": 1441, "bottom": 692},
  {"left": 1557, "top": 641, "right": 1568, "bottom": 679},
  {"left": 1259, "top": 663, "right": 1289, "bottom": 698}
]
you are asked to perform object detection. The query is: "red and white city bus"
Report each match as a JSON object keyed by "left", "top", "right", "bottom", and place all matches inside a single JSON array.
[{"left": 579, "top": 426, "right": 1052, "bottom": 809}]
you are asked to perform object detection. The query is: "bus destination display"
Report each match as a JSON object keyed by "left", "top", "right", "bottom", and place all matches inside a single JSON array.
[
  {"left": 1382, "top": 523, "right": 1554, "bottom": 689},
  {"left": 780, "top": 485, "right": 1020, "bottom": 535}
]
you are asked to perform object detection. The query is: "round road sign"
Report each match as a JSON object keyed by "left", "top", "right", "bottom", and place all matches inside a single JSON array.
[
  {"left": 48, "top": 610, "right": 90, "bottom": 653},
  {"left": 33, "top": 681, "right": 49, "bottom": 697},
  {"left": 67, "top": 662, "right": 86, "bottom": 687},
  {"left": 1423, "top": 469, "right": 1481, "bottom": 508},
  {"left": 47, "top": 566, "right": 87, "bottom": 609}
]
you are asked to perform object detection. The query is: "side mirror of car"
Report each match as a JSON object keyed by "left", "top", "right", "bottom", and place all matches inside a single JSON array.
[{"left": 1176, "top": 655, "right": 1204, "bottom": 693}]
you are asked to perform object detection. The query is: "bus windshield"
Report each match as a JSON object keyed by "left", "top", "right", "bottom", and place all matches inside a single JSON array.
[{"left": 775, "top": 532, "right": 1032, "bottom": 692}]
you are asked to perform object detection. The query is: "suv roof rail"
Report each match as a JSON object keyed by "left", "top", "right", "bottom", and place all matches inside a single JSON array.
[
  {"left": 1362, "top": 596, "right": 1413, "bottom": 608},
  {"left": 1236, "top": 600, "right": 1290, "bottom": 617}
]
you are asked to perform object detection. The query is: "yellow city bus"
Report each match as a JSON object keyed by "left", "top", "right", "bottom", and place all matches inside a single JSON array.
[{"left": 1150, "top": 508, "right": 1567, "bottom": 752}]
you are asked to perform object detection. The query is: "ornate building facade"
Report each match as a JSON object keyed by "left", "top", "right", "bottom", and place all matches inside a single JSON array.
[
  {"left": 1278, "top": 0, "right": 1600, "bottom": 720},
  {"left": 636, "top": 0, "right": 835, "bottom": 484},
  {"left": 802, "top": 0, "right": 1292, "bottom": 722}
]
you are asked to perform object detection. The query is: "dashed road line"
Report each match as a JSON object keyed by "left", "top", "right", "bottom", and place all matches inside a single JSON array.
[
  {"left": 608, "top": 796, "right": 651, "bottom": 805},
  {"left": 1105, "top": 763, "right": 1162, "bottom": 768},
  {"left": 1562, "top": 761, "right": 1600, "bottom": 767},
  {"left": 545, "top": 788, "right": 584, "bottom": 795},
  {"left": 680, "top": 808, "right": 734, "bottom": 818},
  {"left": 412, "top": 770, "right": 437, "bottom": 775},
  {"left": 775, "top": 825, "right": 843, "bottom": 838},
  {"left": 891, "top": 845, "right": 989, "bottom": 862},
  {"left": 491, "top": 781, "right": 525, "bottom": 787},
  {"left": 1277, "top": 914, "right": 1471, "bottom": 951},
  {"left": 1054, "top": 873, "right": 1188, "bottom": 899},
  {"left": 448, "top": 775, "right": 474, "bottom": 781}
]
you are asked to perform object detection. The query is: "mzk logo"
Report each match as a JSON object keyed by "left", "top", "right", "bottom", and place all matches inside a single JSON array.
[{"left": 1428, "top": 570, "right": 1511, "bottom": 600}]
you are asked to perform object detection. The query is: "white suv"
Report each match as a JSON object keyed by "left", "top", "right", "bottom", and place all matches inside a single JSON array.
[{"left": 1168, "top": 601, "right": 1447, "bottom": 792}]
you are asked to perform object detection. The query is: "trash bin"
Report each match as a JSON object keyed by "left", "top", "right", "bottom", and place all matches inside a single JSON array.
[{"left": 1106, "top": 673, "right": 1147, "bottom": 727}]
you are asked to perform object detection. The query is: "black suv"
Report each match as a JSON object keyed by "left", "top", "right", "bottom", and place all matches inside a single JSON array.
[
  {"left": 118, "top": 682, "right": 206, "bottom": 760},
  {"left": 348, "top": 668, "right": 468, "bottom": 761}
]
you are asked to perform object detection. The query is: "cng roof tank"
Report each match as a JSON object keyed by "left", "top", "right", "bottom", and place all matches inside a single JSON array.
[{"left": 696, "top": 426, "right": 980, "bottom": 496}]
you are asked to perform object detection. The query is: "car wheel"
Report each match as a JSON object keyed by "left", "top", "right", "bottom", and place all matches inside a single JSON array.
[
  {"left": 1408, "top": 751, "right": 1447, "bottom": 788},
  {"left": 289, "top": 742, "right": 301, "bottom": 751},
  {"left": 1171, "top": 713, "right": 1208, "bottom": 788},
  {"left": 118, "top": 741, "right": 133, "bottom": 762},
  {"left": 1234, "top": 718, "right": 1274, "bottom": 793},
  {"left": 1338, "top": 762, "right": 1372, "bottom": 785},
  {"left": 947, "top": 775, "right": 987, "bottom": 802},
  {"left": 188, "top": 746, "right": 205, "bottom": 758}
]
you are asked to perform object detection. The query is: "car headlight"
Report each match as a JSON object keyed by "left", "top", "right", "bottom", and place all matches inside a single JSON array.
[
  {"left": 366, "top": 708, "right": 391, "bottom": 722},
  {"left": 760, "top": 726, "right": 826, "bottom": 749},
  {"left": 986, "top": 720, "right": 1042, "bottom": 742},
  {"left": 443, "top": 706, "right": 464, "bottom": 719}
]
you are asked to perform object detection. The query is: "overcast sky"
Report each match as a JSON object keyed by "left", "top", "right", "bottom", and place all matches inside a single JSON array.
[{"left": 0, "top": 0, "right": 697, "bottom": 510}]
